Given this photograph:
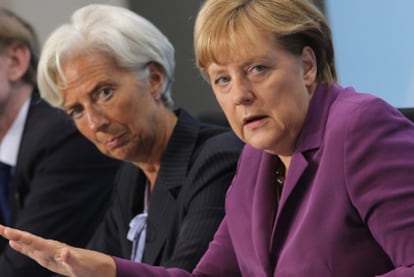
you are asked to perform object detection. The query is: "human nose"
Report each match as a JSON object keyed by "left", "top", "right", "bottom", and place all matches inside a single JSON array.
[
  {"left": 231, "top": 76, "right": 254, "bottom": 105},
  {"left": 85, "top": 106, "right": 109, "bottom": 132}
]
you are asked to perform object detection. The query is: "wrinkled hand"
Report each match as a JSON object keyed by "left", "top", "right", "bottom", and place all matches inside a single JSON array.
[{"left": 0, "top": 224, "right": 116, "bottom": 277}]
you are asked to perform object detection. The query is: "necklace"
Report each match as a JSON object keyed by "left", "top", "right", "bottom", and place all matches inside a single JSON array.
[
  {"left": 275, "top": 164, "right": 285, "bottom": 185},
  {"left": 275, "top": 164, "right": 285, "bottom": 201}
]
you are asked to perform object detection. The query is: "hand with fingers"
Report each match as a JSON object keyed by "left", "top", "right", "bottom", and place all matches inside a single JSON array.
[{"left": 0, "top": 225, "right": 116, "bottom": 277}]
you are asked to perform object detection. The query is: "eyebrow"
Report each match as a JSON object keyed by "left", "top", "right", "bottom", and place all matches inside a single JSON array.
[
  {"left": 89, "top": 81, "right": 106, "bottom": 96},
  {"left": 208, "top": 66, "right": 225, "bottom": 76},
  {"left": 209, "top": 56, "right": 266, "bottom": 74},
  {"left": 63, "top": 81, "right": 108, "bottom": 111},
  {"left": 63, "top": 100, "right": 78, "bottom": 112}
]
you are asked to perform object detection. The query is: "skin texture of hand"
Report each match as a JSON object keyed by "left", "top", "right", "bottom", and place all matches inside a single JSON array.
[{"left": 0, "top": 225, "right": 116, "bottom": 277}]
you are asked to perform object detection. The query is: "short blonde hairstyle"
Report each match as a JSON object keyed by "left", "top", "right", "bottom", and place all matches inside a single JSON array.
[{"left": 194, "top": 0, "right": 337, "bottom": 87}]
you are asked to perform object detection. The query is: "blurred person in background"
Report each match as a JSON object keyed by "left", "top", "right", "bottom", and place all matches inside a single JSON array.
[{"left": 0, "top": 8, "right": 120, "bottom": 277}]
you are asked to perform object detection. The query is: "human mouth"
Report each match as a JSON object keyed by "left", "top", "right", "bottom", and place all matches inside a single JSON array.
[
  {"left": 104, "top": 134, "right": 125, "bottom": 150},
  {"left": 242, "top": 115, "right": 267, "bottom": 128}
]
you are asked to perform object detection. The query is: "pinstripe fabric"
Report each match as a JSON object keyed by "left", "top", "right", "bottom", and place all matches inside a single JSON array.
[{"left": 88, "top": 108, "right": 243, "bottom": 271}]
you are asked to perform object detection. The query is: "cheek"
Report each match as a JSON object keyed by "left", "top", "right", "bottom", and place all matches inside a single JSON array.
[
  {"left": 74, "top": 120, "right": 96, "bottom": 143},
  {"left": 276, "top": 90, "right": 310, "bottom": 132},
  {"left": 216, "top": 98, "right": 243, "bottom": 138},
  {"left": 216, "top": 96, "right": 233, "bottom": 120},
  {"left": 119, "top": 92, "right": 148, "bottom": 118},
  {"left": 0, "top": 77, "right": 10, "bottom": 101}
]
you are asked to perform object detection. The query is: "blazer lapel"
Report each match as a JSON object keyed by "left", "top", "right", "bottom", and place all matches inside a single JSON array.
[
  {"left": 143, "top": 109, "right": 201, "bottom": 264},
  {"left": 144, "top": 179, "right": 180, "bottom": 264},
  {"left": 273, "top": 84, "right": 338, "bottom": 227},
  {"left": 274, "top": 153, "right": 308, "bottom": 224},
  {"left": 269, "top": 84, "right": 340, "bottom": 266},
  {"left": 251, "top": 151, "right": 279, "bottom": 273}
]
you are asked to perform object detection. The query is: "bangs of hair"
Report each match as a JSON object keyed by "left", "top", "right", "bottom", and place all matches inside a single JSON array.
[{"left": 195, "top": 8, "right": 262, "bottom": 73}]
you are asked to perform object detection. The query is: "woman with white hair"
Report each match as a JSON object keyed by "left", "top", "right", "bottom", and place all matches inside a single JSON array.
[
  {"left": 0, "top": 3, "right": 242, "bottom": 275},
  {"left": 5, "top": 0, "right": 414, "bottom": 276}
]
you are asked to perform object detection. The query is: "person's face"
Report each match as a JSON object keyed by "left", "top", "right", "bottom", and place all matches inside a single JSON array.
[
  {"left": 59, "top": 52, "right": 164, "bottom": 163},
  {"left": 0, "top": 51, "right": 11, "bottom": 104},
  {"left": 206, "top": 30, "right": 317, "bottom": 156},
  {"left": 0, "top": 44, "right": 28, "bottom": 105}
]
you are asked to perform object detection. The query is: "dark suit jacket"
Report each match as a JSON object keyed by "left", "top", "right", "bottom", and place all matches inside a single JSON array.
[
  {"left": 0, "top": 89, "right": 120, "bottom": 277},
  {"left": 88, "top": 109, "right": 243, "bottom": 271},
  {"left": 114, "top": 85, "right": 414, "bottom": 277}
]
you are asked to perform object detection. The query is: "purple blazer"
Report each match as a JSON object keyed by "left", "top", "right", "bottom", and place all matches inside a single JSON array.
[{"left": 115, "top": 84, "right": 414, "bottom": 276}]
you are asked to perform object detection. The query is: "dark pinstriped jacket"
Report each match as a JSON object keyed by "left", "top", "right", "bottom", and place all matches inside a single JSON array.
[{"left": 88, "top": 108, "right": 243, "bottom": 271}]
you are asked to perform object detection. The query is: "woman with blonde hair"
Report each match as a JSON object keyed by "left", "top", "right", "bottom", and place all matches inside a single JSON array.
[{"left": 2, "top": 0, "right": 414, "bottom": 276}]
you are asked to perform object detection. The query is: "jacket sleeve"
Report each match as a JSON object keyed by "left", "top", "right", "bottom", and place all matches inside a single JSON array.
[{"left": 345, "top": 99, "right": 414, "bottom": 276}]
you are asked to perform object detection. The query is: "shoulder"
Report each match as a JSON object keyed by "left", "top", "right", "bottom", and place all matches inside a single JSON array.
[
  {"left": 32, "top": 103, "right": 75, "bottom": 130},
  {"left": 325, "top": 86, "right": 408, "bottom": 137},
  {"left": 190, "top": 124, "right": 244, "bottom": 168},
  {"left": 20, "top": 93, "right": 110, "bottom": 164},
  {"left": 26, "top": 94, "right": 78, "bottom": 143},
  {"left": 199, "top": 125, "right": 243, "bottom": 151},
  {"left": 230, "top": 145, "right": 267, "bottom": 183},
  {"left": 181, "top": 125, "right": 243, "bottom": 191},
  {"left": 331, "top": 86, "right": 399, "bottom": 121}
]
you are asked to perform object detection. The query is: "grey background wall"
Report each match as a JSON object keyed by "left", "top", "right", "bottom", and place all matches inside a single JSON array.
[
  {"left": 128, "top": 0, "right": 325, "bottom": 120},
  {"left": 1, "top": 0, "right": 223, "bottom": 120},
  {"left": 1, "top": 0, "right": 128, "bottom": 44},
  {"left": 2, "top": 0, "right": 325, "bottom": 122},
  {"left": 129, "top": 1, "right": 223, "bottom": 120}
]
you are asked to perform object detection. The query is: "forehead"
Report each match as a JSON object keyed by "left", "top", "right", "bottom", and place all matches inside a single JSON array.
[
  {"left": 206, "top": 31, "right": 282, "bottom": 71},
  {"left": 56, "top": 52, "right": 120, "bottom": 91},
  {"left": 208, "top": 29, "right": 278, "bottom": 66}
]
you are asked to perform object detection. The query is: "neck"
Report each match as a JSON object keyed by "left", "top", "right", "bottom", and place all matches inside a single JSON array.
[
  {"left": 135, "top": 108, "right": 178, "bottom": 191},
  {"left": 278, "top": 155, "right": 291, "bottom": 174},
  {"left": 140, "top": 163, "right": 160, "bottom": 191}
]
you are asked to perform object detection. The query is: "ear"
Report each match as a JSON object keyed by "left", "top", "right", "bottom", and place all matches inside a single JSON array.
[
  {"left": 146, "top": 62, "right": 165, "bottom": 100},
  {"left": 301, "top": 46, "right": 317, "bottom": 87},
  {"left": 6, "top": 43, "right": 31, "bottom": 82}
]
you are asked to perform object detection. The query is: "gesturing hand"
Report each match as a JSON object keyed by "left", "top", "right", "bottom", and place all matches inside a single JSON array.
[{"left": 0, "top": 224, "right": 116, "bottom": 277}]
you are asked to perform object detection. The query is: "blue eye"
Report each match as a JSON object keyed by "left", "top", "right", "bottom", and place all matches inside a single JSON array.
[
  {"left": 214, "top": 76, "right": 230, "bottom": 86},
  {"left": 251, "top": 65, "right": 266, "bottom": 73}
]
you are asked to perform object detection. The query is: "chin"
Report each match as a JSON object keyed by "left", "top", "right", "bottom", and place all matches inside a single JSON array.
[
  {"left": 247, "top": 140, "right": 270, "bottom": 151},
  {"left": 245, "top": 132, "right": 271, "bottom": 148},
  {"left": 104, "top": 148, "right": 125, "bottom": 161}
]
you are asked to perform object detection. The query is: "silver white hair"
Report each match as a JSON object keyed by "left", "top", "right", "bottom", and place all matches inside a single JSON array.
[{"left": 37, "top": 4, "right": 175, "bottom": 109}]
